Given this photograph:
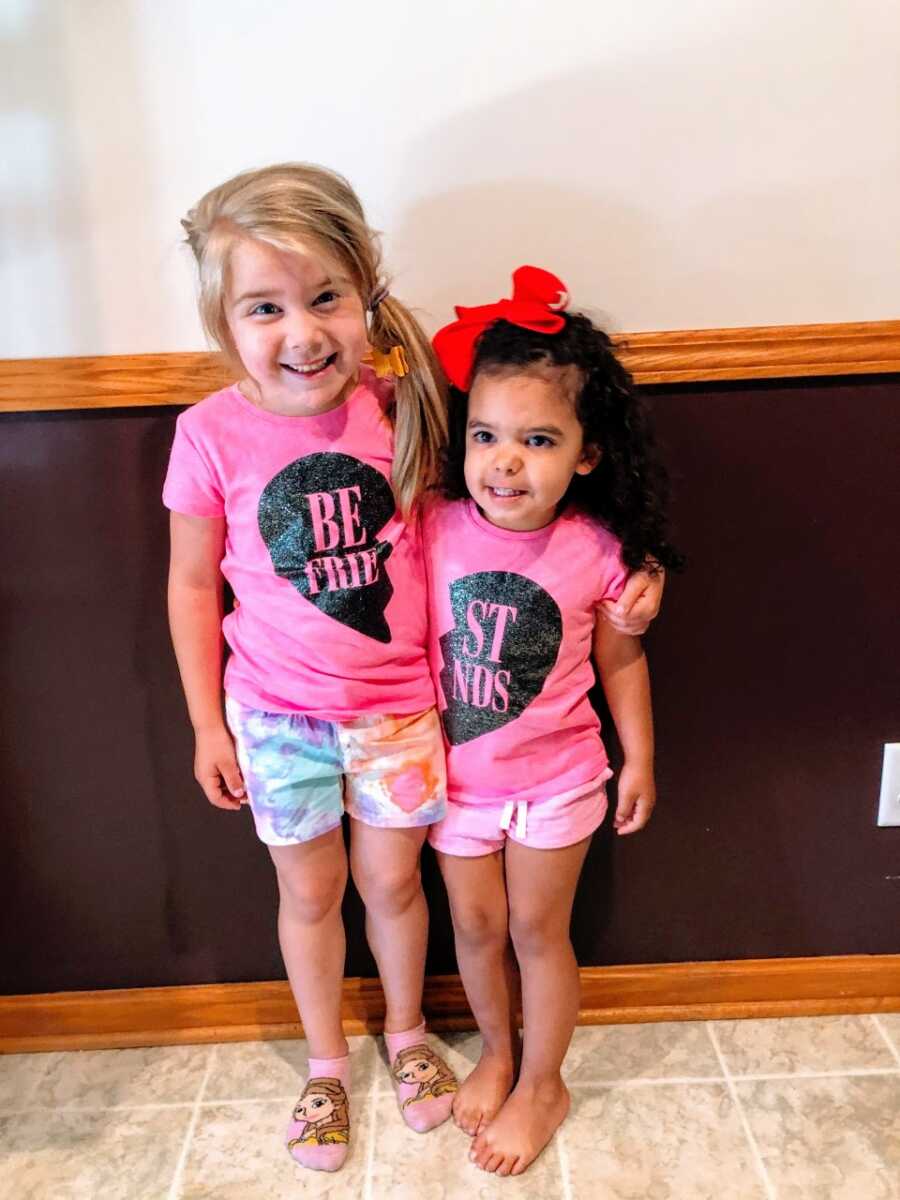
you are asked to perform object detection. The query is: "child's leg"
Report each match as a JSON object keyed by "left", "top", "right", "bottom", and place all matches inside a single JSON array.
[
  {"left": 269, "top": 828, "right": 352, "bottom": 1170},
  {"left": 470, "top": 836, "right": 591, "bottom": 1177},
  {"left": 436, "top": 849, "right": 519, "bottom": 1135},
  {"left": 341, "top": 707, "right": 446, "bottom": 1033},
  {"left": 269, "top": 828, "right": 349, "bottom": 1059},
  {"left": 349, "top": 820, "right": 458, "bottom": 1132},
  {"left": 349, "top": 821, "right": 429, "bottom": 1034},
  {"left": 342, "top": 707, "right": 455, "bottom": 1130},
  {"left": 226, "top": 700, "right": 350, "bottom": 1057}
]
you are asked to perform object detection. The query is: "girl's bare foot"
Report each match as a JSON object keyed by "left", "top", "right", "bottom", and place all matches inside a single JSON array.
[
  {"left": 470, "top": 1075, "right": 570, "bottom": 1176},
  {"left": 453, "top": 1049, "right": 515, "bottom": 1136}
]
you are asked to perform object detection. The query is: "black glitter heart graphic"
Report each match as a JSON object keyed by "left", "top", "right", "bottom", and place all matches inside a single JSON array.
[
  {"left": 438, "top": 571, "right": 563, "bottom": 745},
  {"left": 258, "top": 452, "right": 395, "bottom": 643}
]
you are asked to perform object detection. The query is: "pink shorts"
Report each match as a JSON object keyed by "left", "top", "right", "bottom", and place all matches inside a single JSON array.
[{"left": 428, "top": 774, "right": 610, "bottom": 857}]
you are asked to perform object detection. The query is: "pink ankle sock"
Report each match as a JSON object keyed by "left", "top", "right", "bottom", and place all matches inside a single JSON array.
[
  {"left": 384, "top": 1023, "right": 457, "bottom": 1133},
  {"left": 286, "top": 1055, "right": 351, "bottom": 1172}
]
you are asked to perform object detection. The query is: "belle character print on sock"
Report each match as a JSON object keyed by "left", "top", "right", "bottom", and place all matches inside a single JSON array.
[
  {"left": 438, "top": 570, "right": 563, "bottom": 744},
  {"left": 287, "top": 1077, "right": 350, "bottom": 1147},
  {"left": 391, "top": 1045, "right": 459, "bottom": 1108},
  {"left": 258, "top": 451, "right": 396, "bottom": 642}
]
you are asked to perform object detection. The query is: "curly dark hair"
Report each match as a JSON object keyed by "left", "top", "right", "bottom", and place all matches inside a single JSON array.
[{"left": 439, "top": 314, "right": 684, "bottom": 572}]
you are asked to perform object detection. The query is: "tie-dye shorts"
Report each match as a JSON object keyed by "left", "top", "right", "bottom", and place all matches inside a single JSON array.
[{"left": 224, "top": 697, "right": 447, "bottom": 846}]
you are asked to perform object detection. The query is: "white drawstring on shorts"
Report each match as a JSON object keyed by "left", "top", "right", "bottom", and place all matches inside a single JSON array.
[{"left": 500, "top": 799, "right": 528, "bottom": 840}]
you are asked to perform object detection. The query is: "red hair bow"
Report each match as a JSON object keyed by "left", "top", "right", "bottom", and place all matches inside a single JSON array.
[{"left": 432, "top": 265, "right": 569, "bottom": 391}]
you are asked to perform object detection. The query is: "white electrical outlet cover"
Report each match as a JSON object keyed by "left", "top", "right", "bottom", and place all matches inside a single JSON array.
[{"left": 876, "top": 743, "right": 900, "bottom": 827}]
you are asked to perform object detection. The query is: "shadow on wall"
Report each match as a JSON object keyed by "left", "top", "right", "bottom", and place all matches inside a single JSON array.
[
  {"left": 393, "top": 179, "right": 647, "bottom": 334},
  {"left": 386, "top": 54, "right": 892, "bottom": 332},
  {"left": 1, "top": 0, "right": 163, "bottom": 356}
]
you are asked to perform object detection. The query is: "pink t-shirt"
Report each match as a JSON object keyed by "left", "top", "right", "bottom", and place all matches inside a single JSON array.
[
  {"left": 424, "top": 499, "right": 628, "bottom": 804},
  {"left": 163, "top": 370, "right": 434, "bottom": 720}
]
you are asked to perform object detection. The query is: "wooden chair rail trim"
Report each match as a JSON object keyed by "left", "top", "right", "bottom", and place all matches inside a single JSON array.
[
  {"left": 3, "top": 954, "right": 898, "bottom": 1053},
  {"left": 2, "top": 320, "right": 898, "bottom": 413}
]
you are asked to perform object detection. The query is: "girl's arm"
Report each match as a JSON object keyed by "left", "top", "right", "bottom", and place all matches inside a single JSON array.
[
  {"left": 598, "top": 565, "right": 665, "bottom": 636},
  {"left": 592, "top": 617, "right": 655, "bottom": 835},
  {"left": 168, "top": 511, "right": 245, "bottom": 810}
]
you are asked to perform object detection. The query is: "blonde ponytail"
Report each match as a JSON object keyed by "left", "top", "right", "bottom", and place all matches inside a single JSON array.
[{"left": 369, "top": 296, "right": 447, "bottom": 514}]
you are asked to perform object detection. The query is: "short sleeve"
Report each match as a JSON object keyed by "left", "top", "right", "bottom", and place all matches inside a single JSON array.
[
  {"left": 594, "top": 533, "right": 629, "bottom": 606},
  {"left": 162, "top": 411, "right": 225, "bottom": 517}
]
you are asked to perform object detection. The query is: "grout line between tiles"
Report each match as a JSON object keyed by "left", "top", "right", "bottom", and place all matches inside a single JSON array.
[
  {"left": 362, "top": 1045, "right": 382, "bottom": 1200},
  {"left": 555, "top": 1122, "right": 574, "bottom": 1200},
  {"left": 567, "top": 1075, "right": 730, "bottom": 1089},
  {"left": 707, "top": 1024, "right": 777, "bottom": 1200},
  {"left": 566, "top": 1067, "right": 900, "bottom": 1090},
  {"left": 730, "top": 1067, "right": 900, "bottom": 1083},
  {"left": 195, "top": 1093, "right": 302, "bottom": 1107},
  {"left": 3, "top": 1102, "right": 198, "bottom": 1116},
  {"left": 194, "top": 1093, "right": 302, "bottom": 1107},
  {"left": 0, "top": 1096, "right": 299, "bottom": 1118},
  {"left": 869, "top": 1014, "right": 900, "bottom": 1068},
  {"left": 4, "top": 1094, "right": 300, "bottom": 1113},
  {"left": 166, "top": 1042, "right": 216, "bottom": 1200}
]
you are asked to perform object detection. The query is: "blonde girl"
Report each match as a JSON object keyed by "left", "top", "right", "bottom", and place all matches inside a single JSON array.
[{"left": 165, "top": 163, "right": 458, "bottom": 1172}]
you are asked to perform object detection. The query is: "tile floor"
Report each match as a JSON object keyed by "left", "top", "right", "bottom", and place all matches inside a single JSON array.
[{"left": 1, "top": 1012, "right": 899, "bottom": 1198}]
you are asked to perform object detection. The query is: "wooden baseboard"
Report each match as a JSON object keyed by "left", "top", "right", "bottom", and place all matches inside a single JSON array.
[
  {"left": 3, "top": 955, "right": 898, "bottom": 1053},
  {"left": 2, "top": 320, "right": 899, "bottom": 413}
]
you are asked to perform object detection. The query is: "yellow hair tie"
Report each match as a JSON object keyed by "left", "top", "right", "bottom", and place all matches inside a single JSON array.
[{"left": 363, "top": 345, "right": 409, "bottom": 379}]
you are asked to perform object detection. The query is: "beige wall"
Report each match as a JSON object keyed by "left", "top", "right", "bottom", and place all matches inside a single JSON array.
[{"left": 3, "top": 0, "right": 899, "bottom": 358}]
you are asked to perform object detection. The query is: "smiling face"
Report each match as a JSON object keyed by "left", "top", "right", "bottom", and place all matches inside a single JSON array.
[
  {"left": 293, "top": 1092, "right": 335, "bottom": 1124},
  {"left": 463, "top": 367, "right": 598, "bottom": 532},
  {"left": 225, "top": 236, "right": 369, "bottom": 417}
]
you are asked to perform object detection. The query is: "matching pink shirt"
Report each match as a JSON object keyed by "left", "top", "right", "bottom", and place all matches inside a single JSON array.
[
  {"left": 163, "top": 370, "right": 434, "bottom": 720},
  {"left": 423, "top": 499, "right": 627, "bottom": 805}
]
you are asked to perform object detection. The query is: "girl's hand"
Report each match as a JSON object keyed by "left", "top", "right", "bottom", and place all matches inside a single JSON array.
[
  {"left": 613, "top": 761, "right": 656, "bottom": 835},
  {"left": 600, "top": 566, "right": 665, "bottom": 636},
  {"left": 194, "top": 724, "right": 246, "bottom": 810}
]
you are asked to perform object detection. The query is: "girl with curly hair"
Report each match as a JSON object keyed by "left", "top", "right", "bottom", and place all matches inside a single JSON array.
[{"left": 424, "top": 267, "right": 683, "bottom": 1177}]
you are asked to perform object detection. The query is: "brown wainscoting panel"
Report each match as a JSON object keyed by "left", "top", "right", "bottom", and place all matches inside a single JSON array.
[
  {"left": 4, "top": 378, "right": 898, "bottom": 997},
  {"left": 577, "top": 956, "right": 900, "bottom": 1025},
  {"left": 0, "top": 352, "right": 230, "bottom": 412},
  {"left": 3, "top": 957, "right": 898, "bottom": 1053},
  {"left": 2, "top": 320, "right": 899, "bottom": 412},
  {"left": 616, "top": 320, "right": 900, "bottom": 383}
]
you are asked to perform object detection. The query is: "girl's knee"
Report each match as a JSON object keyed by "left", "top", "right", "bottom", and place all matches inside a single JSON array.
[
  {"left": 352, "top": 858, "right": 422, "bottom": 917},
  {"left": 452, "top": 901, "right": 508, "bottom": 950},
  {"left": 275, "top": 858, "right": 346, "bottom": 924},
  {"left": 508, "top": 907, "right": 563, "bottom": 958}
]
